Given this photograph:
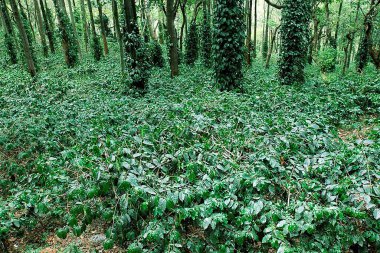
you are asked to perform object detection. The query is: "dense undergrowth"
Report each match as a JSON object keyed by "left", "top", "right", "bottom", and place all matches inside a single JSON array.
[{"left": 1, "top": 47, "right": 380, "bottom": 252}]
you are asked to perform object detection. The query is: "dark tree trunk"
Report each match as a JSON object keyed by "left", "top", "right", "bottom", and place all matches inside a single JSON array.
[
  {"left": 39, "top": 0, "right": 55, "bottom": 53},
  {"left": 262, "top": 3, "right": 270, "bottom": 58},
  {"left": 9, "top": 0, "right": 37, "bottom": 76},
  {"left": 33, "top": 0, "right": 48, "bottom": 57},
  {"left": 179, "top": 0, "right": 187, "bottom": 52},
  {"left": 79, "top": 0, "right": 89, "bottom": 51},
  {"left": 96, "top": 0, "right": 109, "bottom": 55},
  {"left": 0, "top": 0, "right": 18, "bottom": 63},
  {"left": 265, "top": 24, "right": 280, "bottom": 68},
  {"left": 334, "top": 1, "right": 343, "bottom": 47},
  {"left": 67, "top": 0, "right": 81, "bottom": 58},
  {"left": 167, "top": 0, "right": 180, "bottom": 77},
  {"left": 112, "top": 0, "right": 125, "bottom": 74},
  {"left": 253, "top": 0, "right": 257, "bottom": 58},
  {"left": 245, "top": 0, "right": 252, "bottom": 65}
]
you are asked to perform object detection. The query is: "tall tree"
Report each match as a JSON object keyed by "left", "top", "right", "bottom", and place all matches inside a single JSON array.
[
  {"left": 262, "top": 3, "right": 270, "bottom": 59},
  {"left": 79, "top": 0, "right": 89, "bottom": 51},
  {"left": 123, "top": 0, "right": 148, "bottom": 88},
  {"left": 67, "top": 0, "right": 81, "bottom": 58},
  {"left": 214, "top": 0, "right": 245, "bottom": 91},
  {"left": 201, "top": 0, "right": 212, "bottom": 67},
  {"left": 0, "top": 0, "right": 18, "bottom": 64},
  {"left": 87, "top": 0, "right": 102, "bottom": 60},
  {"left": 9, "top": 0, "right": 37, "bottom": 76},
  {"left": 39, "top": 0, "right": 55, "bottom": 53},
  {"left": 166, "top": 0, "right": 180, "bottom": 77},
  {"left": 279, "top": 0, "right": 311, "bottom": 84},
  {"left": 53, "top": 0, "right": 79, "bottom": 67},
  {"left": 245, "top": 0, "right": 253, "bottom": 65},
  {"left": 112, "top": 0, "right": 125, "bottom": 74},
  {"left": 96, "top": 0, "right": 109, "bottom": 55},
  {"left": 253, "top": 0, "right": 257, "bottom": 58},
  {"left": 33, "top": 0, "right": 48, "bottom": 57},
  {"left": 357, "top": 0, "right": 380, "bottom": 72}
]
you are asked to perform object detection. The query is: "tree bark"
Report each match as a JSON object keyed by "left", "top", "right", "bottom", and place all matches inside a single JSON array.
[
  {"left": 167, "top": 0, "right": 180, "bottom": 77},
  {"left": 39, "top": 0, "right": 55, "bottom": 53},
  {"left": 33, "top": 0, "right": 48, "bottom": 57},
  {"left": 112, "top": 0, "right": 125, "bottom": 74},
  {"left": 179, "top": 0, "right": 187, "bottom": 52},
  {"left": 245, "top": 0, "right": 252, "bottom": 65},
  {"left": 0, "top": 0, "right": 18, "bottom": 63},
  {"left": 96, "top": 0, "right": 109, "bottom": 55},
  {"left": 9, "top": 0, "right": 37, "bottom": 76},
  {"left": 67, "top": 0, "right": 81, "bottom": 58},
  {"left": 253, "top": 0, "right": 257, "bottom": 58},
  {"left": 265, "top": 24, "right": 280, "bottom": 68},
  {"left": 79, "top": 0, "right": 89, "bottom": 51}
]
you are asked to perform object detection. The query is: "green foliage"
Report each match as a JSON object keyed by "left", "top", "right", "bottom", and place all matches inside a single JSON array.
[
  {"left": 1, "top": 52, "right": 379, "bottom": 252},
  {"left": 318, "top": 46, "right": 337, "bottom": 73},
  {"left": 279, "top": 0, "right": 311, "bottom": 85},
  {"left": 149, "top": 40, "right": 165, "bottom": 68},
  {"left": 213, "top": 0, "right": 245, "bottom": 91},
  {"left": 201, "top": 6, "right": 212, "bottom": 68},
  {"left": 185, "top": 22, "right": 198, "bottom": 65}
]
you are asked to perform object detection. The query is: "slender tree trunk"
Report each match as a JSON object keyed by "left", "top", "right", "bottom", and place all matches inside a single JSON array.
[
  {"left": 324, "top": 0, "right": 335, "bottom": 48},
  {"left": 245, "top": 0, "right": 252, "bottom": 65},
  {"left": 79, "top": 0, "right": 89, "bottom": 51},
  {"left": 23, "top": 0, "right": 36, "bottom": 41},
  {"left": 334, "top": 1, "right": 343, "bottom": 47},
  {"left": 253, "top": 0, "right": 257, "bottom": 58},
  {"left": 262, "top": 3, "right": 270, "bottom": 58},
  {"left": 179, "top": 0, "right": 187, "bottom": 52},
  {"left": 346, "top": 0, "right": 360, "bottom": 70},
  {"left": 112, "top": 0, "right": 125, "bottom": 74},
  {"left": 39, "top": 0, "right": 55, "bottom": 53},
  {"left": 67, "top": 0, "right": 81, "bottom": 58},
  {"left": 1, "top": 0, "right": 18, "bottom": 63},
  {"left": 9, "top": 0, "right": 37, "bottom": 76},
  {"left": 265, "top": 24, "right": 280, "bottom": 68},
  {"left": 33, "top": 0, "right": 48, "bottom": 57},
  {"left": 96, "top": 0, "right": 109, "bottom": 55},
  {"left": 145, "top": 0, "right": 155, "bottom": 39},
  {"left": 167, "top": 0, "right": 179, "bottom": 77}
]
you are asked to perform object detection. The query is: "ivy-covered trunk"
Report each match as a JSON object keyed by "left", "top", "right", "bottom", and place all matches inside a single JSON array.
[
  {"left": 0, "top": 0, "right": 18, "bottom": 64},
  {"left": 33, "top": 0, "right": 48, "bottom": 57},
  {"left": 53, "top": 0, "right": 79, "bottom": 67},
  {"left": 39, "top": 0, "right": 55, "bottom": 53},
  {"left": 87, "top": 0, "right": 102, "bottom": 61},
  {"left": 9, "top": 0, "right": 37, "bottom": 76},
  {"left": 96, "top": 0, "right": 109, "bottom": 55},
  {"left": 213, "top": 0, "right": 244, "bottom": 91},
  {"left": 278, "top": 0, "right": 311, "bottom": 85},
  {"left": 166, "top": 0, "right": 180, "bottom": 77}
]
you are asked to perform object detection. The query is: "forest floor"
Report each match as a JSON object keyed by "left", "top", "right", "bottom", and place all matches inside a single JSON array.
[{"left": 1, "top": 53, "right": 380, "bottom": 252}]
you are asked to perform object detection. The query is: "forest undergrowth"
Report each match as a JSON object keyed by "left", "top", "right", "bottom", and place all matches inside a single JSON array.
[{"left": 0, "top": 51, "right": 380, "bottom": 252}]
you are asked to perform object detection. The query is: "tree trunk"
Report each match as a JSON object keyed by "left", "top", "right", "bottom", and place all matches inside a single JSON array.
[
  {"left": 96, "top": 0, "right": 109, "bottom": 55},
  {"left": 9, "top": 0, "right": 37, "bottom": 76},
  {"left": 179, "top": 0, "right": 187, "bottom": 52},
  {"left": 39, "top": 0, "right": 55, "bottom": 53},
  {"left": 265, "top": 24, "right": 280, "bottom": 68},
  {"left": 167, "top": 0, "right": 180, "bottom": 77},
  {"left": 23, "top": 0, "right": 36, "bottom": 42},
  {"left": 67, "top": 0, "right": 81, "bottom": 58},
  {"left": 145, "top": 0, "right": 155, "bottom": 39},
  {"left": 253, "top": 0, "right": 257, "bottom": 58},
  {"left": 79, "top": 0, "right": 89, "bottom": 51},
  {"left": 357, "top": 0, "right": 378, "bottom": 72},
  {"left": 33, "top": 0, "right": 48, "bottom": 57},
  {"left": 324, "top": 0, "right": 335, "bottom": 48},
  {"left": 245, "top": 0, "right": 252, "bottom": 65},
  {"left": 112, "top": 0, "right": 125, "bottom": 74},
  {"left": 0, "top": 0, "right": 18, "bottom": 63},
  {"left": 334, "top": 1, "right": 343, "bottom": 48},
  {"left": 262, "top": 3, "right": 270, "bottom": 58}
]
